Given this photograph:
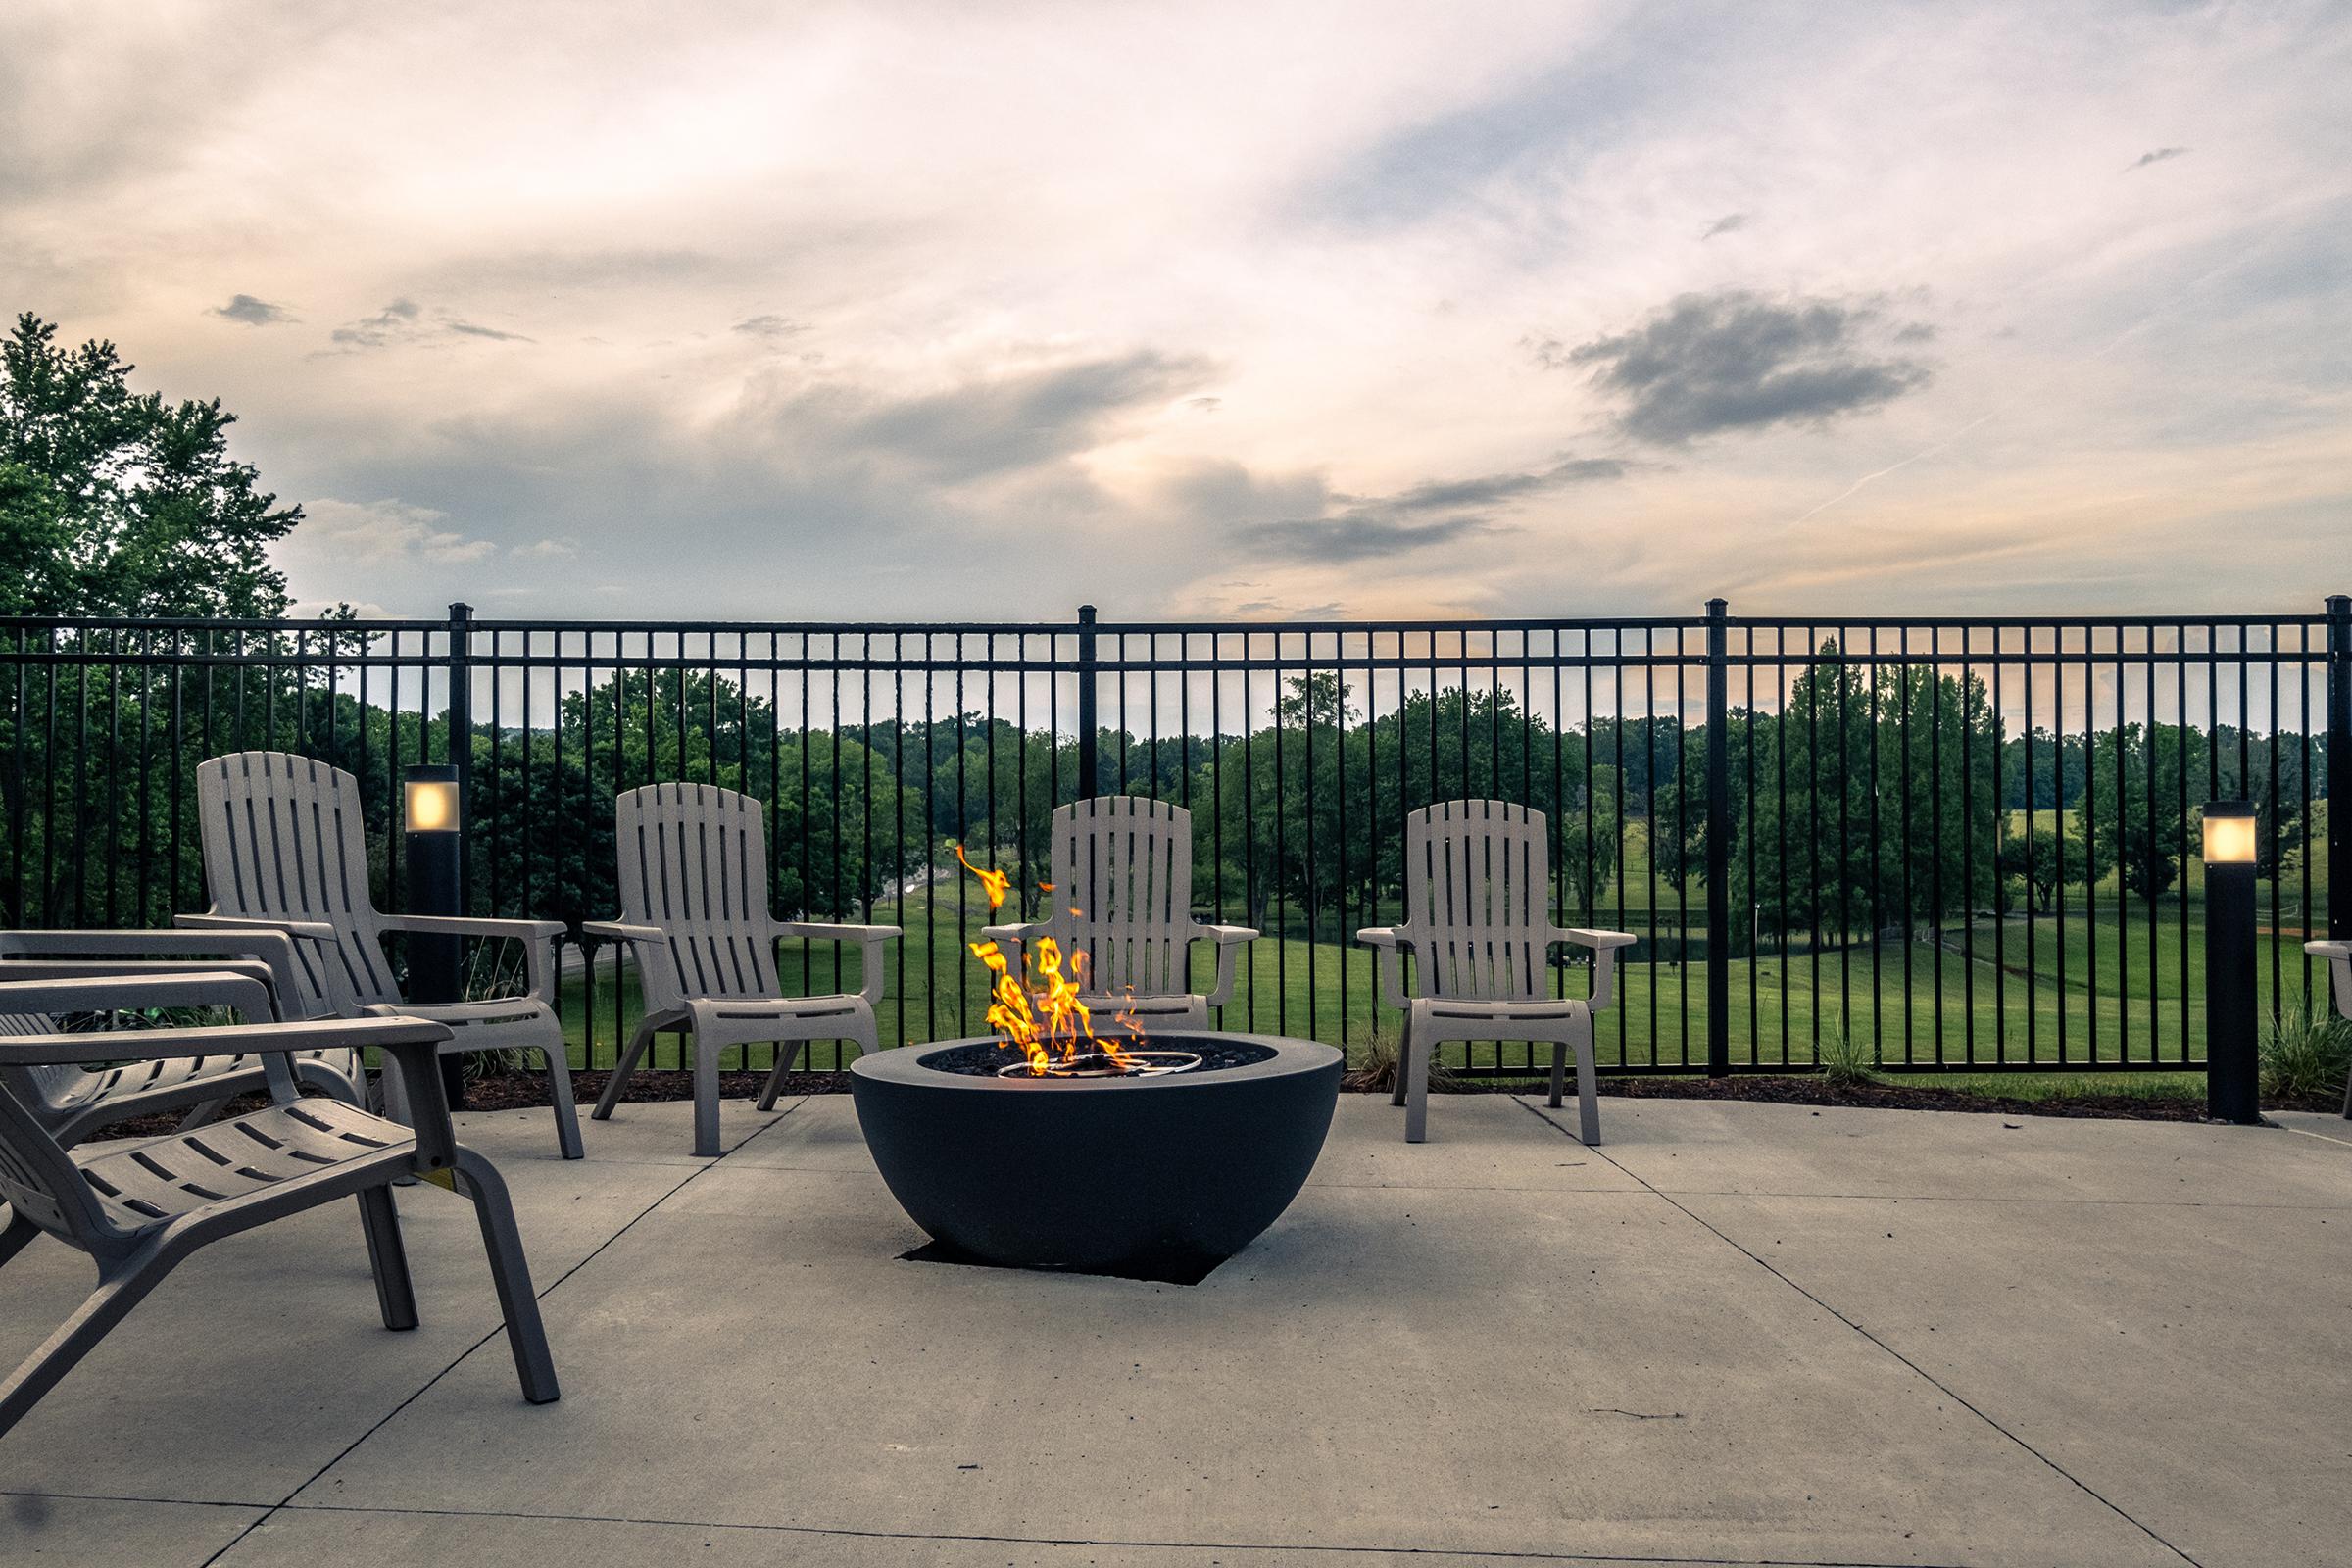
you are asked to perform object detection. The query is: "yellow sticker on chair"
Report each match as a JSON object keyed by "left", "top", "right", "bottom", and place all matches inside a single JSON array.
[{"left": 417, "top": 1167, "right": 457, "bottom": 1192}]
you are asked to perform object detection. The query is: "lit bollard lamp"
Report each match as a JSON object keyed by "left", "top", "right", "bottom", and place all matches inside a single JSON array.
[
  {"left": 2202, "top": 800, "right": 2260, "bottom": 1125},
  {"left": 404, "top": 765, "right": 468, "bottom": 1111}
]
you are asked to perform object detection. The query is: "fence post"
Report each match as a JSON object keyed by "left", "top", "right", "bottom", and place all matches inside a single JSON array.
[
  {"left": 1705, "top": 597, "right": 1731, "bottom": 1076},
  {"left": 1076, "top": 604, "right": 1099, "bottom": 801},
  {"left": 2329, "top": 594, "right": 2350, "bottom": 945},
  {"left": 446, "top": 602, "right": 473, "bottom": 903}
]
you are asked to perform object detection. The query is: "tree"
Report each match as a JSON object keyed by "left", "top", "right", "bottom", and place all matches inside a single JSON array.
[
  {"left": 2, "top": 313, "right": 301, "bottom": 617},
  {"left": 2074, "top": 722, "right": 2197, "bottom": 900},
  {"left": 2005, "top": 822, "right": 2068, "bottom": 913}
]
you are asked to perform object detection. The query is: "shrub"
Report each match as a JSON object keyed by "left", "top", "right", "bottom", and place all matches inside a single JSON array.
[
  {"left": 1818, "top": 1023, "right": 1878, "bottom": 1088},
  {"left": 2259, "top": 1004, "right": 2352, "bottom": 1102},
  {"left": 1344, "top": 1025, "right": 1458, "bottom": 1095}
]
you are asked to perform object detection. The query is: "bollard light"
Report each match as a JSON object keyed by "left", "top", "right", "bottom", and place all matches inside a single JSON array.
[
  {"left": 2202, "top": 806, "right": 2256, "bottom": 867},
  {"left": 403, "top": 764, "right": 466, "bottom": 1109},
  {"left": 2202, "top": 800, "right": 2259, "bottom": 1124},
  {"left": 404, "top": 775, "right": 461, "bottom": 833}
]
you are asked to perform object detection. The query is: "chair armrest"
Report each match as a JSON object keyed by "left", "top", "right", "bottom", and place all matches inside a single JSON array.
[
  {"left": 2307, "top": 941, "right": 2352, "bottom": 960},
  {"left": 1192, "top": 924, "right": 1256, "bottom": 1009},
  {"left": 176, "top": 912, "right": 344, "bottom": 945},
  {"left": 0, "top": 927, "right": 304, "bottom": 1007},
  {"left": 980, "top": 921, "right": 1048, "bottom": 944},
  {"left": 379, "top": 913, "right": 567, "bottom": 941},
  {"left": 1356, "top": 927, "right": 1414, "bottom": 1010},
  {"left": 0, "top": 968, "right": 275, "bottom": 1025},
  {"left": 378, "top": 913, "right": 564, "bottom": 1001},
  {"left": 583, "top": 919, "right": 684, "bottom": 1013},
  {"left": 777, "top": 922, "right": 903, "bottom": 944},
  {"left": 0, "top": 1014, "right": 460, "bottom": 1170},
  {"left": 582, "top": 920, "right": 668, "bottom": 945},
  {"left": 1550, "top": 928, "right": 1637, "bottom": 1011},
  {"left": 777, "top": 923, "right": 901, "bottom": 1004},
  {"left": 0, "top": 959, "right": 284, "bottom": 1019}
]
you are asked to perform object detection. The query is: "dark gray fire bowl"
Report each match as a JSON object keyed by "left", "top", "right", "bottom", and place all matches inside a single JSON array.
[{"left": 851, "top": 1033, "right": 1342, "bottom": 1281}]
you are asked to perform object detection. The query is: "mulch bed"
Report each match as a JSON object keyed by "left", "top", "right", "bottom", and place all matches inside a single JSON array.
[{"left": 90, "top": 1066, "right": 2341, "bottom": 1135}]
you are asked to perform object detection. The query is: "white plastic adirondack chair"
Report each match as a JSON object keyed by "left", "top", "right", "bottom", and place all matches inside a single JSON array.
[
  {"left": 586, "top": 783, "right": 902, "bottom": 1156},
  {"left": 1357, "top": 801, "right": 1636, "bottom": 1145},
  {"left": 2306, "top": 939, "right": 2352, "bottom": 1116},
  {"left": 0, "top": 969, "right": 556, "bottom": 1437},
  {"left": 0, "top": 928, "right": 364, "bottom": 1143},
  {"left": 179, "top": 751, "right": 582, "bottom": 1159},
  {"left": 980, "top": 797, "right": 1255, "bottom": 1030}
]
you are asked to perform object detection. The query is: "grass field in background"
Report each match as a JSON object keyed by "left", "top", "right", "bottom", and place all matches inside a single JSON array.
[{"left": 549, "top": 882, "right": 2336, "bottom": 1088}]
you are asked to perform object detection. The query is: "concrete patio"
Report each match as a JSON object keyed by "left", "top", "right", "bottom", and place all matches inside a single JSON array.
[{"left": 3, "top": 1091, "right": 2348, "bottom": 1568}]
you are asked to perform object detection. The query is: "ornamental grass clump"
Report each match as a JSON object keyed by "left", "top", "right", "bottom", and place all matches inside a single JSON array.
[
  {"left": 1345, "top": 1025, "right": 1459, "bottom": 1095},
  {"left": 2260, "top": 1004, "right": 2352, "bottom": 1102},
  {"left": 1817, "top": 1024, "right": 1878, "bottom": 1088}
]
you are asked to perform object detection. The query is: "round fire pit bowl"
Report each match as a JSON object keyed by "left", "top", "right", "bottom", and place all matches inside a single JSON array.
[{"left": 851, "top": 1032, "right": 1342, "bottom": 1280}]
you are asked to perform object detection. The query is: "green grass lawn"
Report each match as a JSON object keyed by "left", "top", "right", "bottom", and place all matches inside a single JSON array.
[{"left": 546, "top": 873, "right": 2336, "bottom": 1085}]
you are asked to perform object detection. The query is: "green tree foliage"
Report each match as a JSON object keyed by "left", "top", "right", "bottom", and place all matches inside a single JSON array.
[
  {"left": 2003, "top": 822, "right": 2070, "bottom": 913},
  {"left": 1199, "top": 676, "right": 1621, "bottom": 934},
  {"left": 1654, "top": 646, "right": 2002, "bottom": 951},
  {"left": 2, "top": 313, "right": 300, "bottom": 618}
]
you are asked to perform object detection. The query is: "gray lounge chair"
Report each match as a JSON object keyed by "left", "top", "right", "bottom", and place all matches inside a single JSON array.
[
  {"left": 179, "top": 751, "right": 582, "bottom": 1159},
  {"left": 0, "top": 969, "right": 558, "bottom": 1436},
  {"left": 978, "top": 796, "right": 1256, "bottom": 1031},
  {"left": 1357, "top": 800, "right": 1636, "bottom": 1145},
  {"left": 586, "top": 782, "right": 901, "bottom": 1156},
  {"left": 0, "top": 928, "right": 365, "bottom": 1143}
]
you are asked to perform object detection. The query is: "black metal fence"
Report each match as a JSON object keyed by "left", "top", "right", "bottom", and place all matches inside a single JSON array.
[{"left": 3, "top": 599, "right": 2344, "bottom": 1077}]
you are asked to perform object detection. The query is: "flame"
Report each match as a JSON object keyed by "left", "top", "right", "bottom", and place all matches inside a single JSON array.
[{"left": 952, "top": 844, "right": 1145, "bottom": 1074}]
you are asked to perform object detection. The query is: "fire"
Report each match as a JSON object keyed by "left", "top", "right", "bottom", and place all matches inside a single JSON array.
[{"left": 954, "top": 844, "right": 1145, "bottom": 1075}]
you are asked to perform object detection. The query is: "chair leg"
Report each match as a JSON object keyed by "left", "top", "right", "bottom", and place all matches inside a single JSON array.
[
  {"left": 691, "top": 1034, "right": 721, "bottom": 1158},
  {"left": 1547, "top": 1039, "right": 1569, "bottom": 1108},
  {"left": 1404, "top": 1031, "right": 1432, "bottom": 1144},
  {"left": 1391, "top": 1014, "right": 1413, "bottom": 1107},
  {"left": 592, "top": 1018, "right": 660, "bottom": 1121},
  {"left": 755, "top": 1036, "right": 808, "bottom": 1112},
  {"left": 0, "top": 1212, "right": 39, "bottom": 1271},
  {"left": 176, "top": 1096, "right": 233, "bottom": 1132},
  {"left": 0, "top": 1239, "right": 181, "bottom": 1439},
  {"left": 1575, "top": 1032, "right": 1600, "bottom": 1148},
  {"left": 540, "top": 1043, "right": 584, "bottom": 1161},
  {"left": 451, "top": 1149, "right": 560, "bottom": 1406},
  {"left": 355, "top": 1186, "right": 418, "bottom": 1331}
]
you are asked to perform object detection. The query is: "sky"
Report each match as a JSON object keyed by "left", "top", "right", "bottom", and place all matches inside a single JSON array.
[{"left": 4, "top": 0, "right": 2348, "bottom": 624}]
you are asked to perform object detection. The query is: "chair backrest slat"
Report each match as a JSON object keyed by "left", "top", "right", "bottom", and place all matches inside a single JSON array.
[
  {"left": 196, "top": 753, "right": 393, "bottom": 1012},
  {"left": 615, "top": 783, "right": 780, "bottom": 1004},
  {"left": 1042, "top": 798, "right": 1195, "bottom": 998},
  {"left": 1403, "top": 800, "right": 1551, "bottom": 1003}
]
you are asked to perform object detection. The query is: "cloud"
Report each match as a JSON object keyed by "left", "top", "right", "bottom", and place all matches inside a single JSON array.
[
  {"left": 1562, "top": 291, "right": 1934, "bottom": 444},
  {"left": 1240, "top": 455, "right": 1624, "bottom": 564},
  {"left": 209, "top": 293, "right": 293, "bottom": 325},
  {"left": 328, "top": 297, "right": 530, "bottom": 349},
  {"left": 1700, "top": 212, "right": 1748, "bottom": 240},
  {"left": 1249, "top": 513, "right": 1495, "bottom": 564},
  {"left": 291, "top": 498, "right": 498, "bottom": 564},
  {"left": 732, "top": 314, "right": 806, "bottom": 338},
  {"left": 446, "top": 319, "right": 532, "bottom": 342},
  {"left": 2128, "top": 146, "right": 2188, "bottom": 171},
  {"left": 735, "top": 349, "right": 1214, "bottom": 484},
  {"left": 516, "top": 536, "right": 579, "bottom": 558}
]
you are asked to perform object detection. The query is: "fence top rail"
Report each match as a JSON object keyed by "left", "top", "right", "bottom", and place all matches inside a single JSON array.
[{"left": 1, "top": 606, "right": 2340, "bottom": 641}]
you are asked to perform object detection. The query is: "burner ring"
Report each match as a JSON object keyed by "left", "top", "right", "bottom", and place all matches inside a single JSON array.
[{"left": 994, "top": 1049, "right": 1203, "bottom": 1079}]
